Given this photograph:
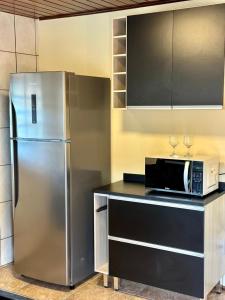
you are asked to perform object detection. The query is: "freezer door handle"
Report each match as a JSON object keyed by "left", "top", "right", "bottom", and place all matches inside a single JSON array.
[
  {"left": 31, "top": 94, "right": 37, "bottom": 124},
  {"left": 9, "top": 100, "right": 17, "bottom": 139}
]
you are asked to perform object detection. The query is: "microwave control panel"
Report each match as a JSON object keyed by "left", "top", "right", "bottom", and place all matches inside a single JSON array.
[{"left": 192, "top": 161, "right": 203, "bottom": 195}]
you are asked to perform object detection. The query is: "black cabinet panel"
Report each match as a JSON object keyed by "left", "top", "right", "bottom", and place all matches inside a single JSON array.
[
  {"left": 109, "top": 241, "right": 204, "bottom": 298},
  {"left": 127, "top": 12, "right": 173, "bottom": 106},
  {"left": 109, "top": 200, "right": 204, "bottom": 253},
  {"left": 173, "top": 5, "right": 225, "bottom": 106}
]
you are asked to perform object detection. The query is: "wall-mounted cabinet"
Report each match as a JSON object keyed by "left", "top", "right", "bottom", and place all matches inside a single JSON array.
[
  {"left": 113, "top": 4, "right": 225, "bottom": 109},
  {"left": 127, "top": 12, "right": 173, "bottom": 108},
  {"left": 172, "top": 6, "right": 225, "bottom": 108}
]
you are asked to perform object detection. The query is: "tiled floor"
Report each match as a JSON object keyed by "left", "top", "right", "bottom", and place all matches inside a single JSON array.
[{"left": 0, "top": 264, "right": 224, "bottom": 300}]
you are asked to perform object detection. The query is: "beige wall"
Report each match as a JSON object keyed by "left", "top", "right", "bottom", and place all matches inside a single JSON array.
[
  {"left": 39, "top": 0, "right": 225, "bottom": 182},
  {"left": 0, "top": 11, "right": 38, "bottom": 265}
]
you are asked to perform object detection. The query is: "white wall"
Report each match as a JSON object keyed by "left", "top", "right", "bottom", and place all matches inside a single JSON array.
[{"left": 38, "top": 0, "right": 225, "bottom": 182}]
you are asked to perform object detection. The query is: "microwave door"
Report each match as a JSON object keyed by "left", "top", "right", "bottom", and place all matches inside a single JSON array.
[
  {"left": 146, "top": 159, "right": 189, "bottom": 193},
  {"left": 163, "top": 160, "right": 188, "bottom": 192}
]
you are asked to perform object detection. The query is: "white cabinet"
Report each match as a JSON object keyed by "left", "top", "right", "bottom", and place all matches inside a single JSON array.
[
  {"left": 94, "top": 192, "right": 225, "bottom": 298},
  {"left": 94, "top": 194, "right": 108, "bottom": 275},
  {"left": 204, "top": 194, "right": 225, "bottom": 296}
]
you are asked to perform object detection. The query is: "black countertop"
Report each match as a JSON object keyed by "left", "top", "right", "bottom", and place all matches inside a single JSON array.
[{"left": 95, "top": 180, "right": 225, "bottom": 207}]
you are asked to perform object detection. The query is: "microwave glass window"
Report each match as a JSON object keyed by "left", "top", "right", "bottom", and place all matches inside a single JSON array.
[{"left": 145, "top": 159, "right": 188, "bottom": 191}]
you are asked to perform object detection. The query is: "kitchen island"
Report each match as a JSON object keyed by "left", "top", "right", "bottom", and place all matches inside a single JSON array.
[{"left": 94, "top": 180, "right": 225, "bottom": 300}]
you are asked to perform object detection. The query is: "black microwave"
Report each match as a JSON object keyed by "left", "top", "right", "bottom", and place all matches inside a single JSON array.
[{"left": 145, "top": 156, "right": 219, "bottom": 196}]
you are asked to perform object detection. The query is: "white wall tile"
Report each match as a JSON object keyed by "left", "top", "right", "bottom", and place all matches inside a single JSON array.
[
  {"left": 0, "top": 128, "right": 10, "bottom": 165},
  {"left": 1, "top": 237, "right": 13, "bottom": 265},
  {"left": 17, "top": 54, "right": 37, "bottom": 72},
  {"left": 219, "top": 162, "right": 225, "bottom": 175},
  {"left": 36, "top": 55, "right": 39, "bottom": 71},
  {"left": 0, "top": 12, "right": 15, "bottom": 52},
  {"left": 0, "top": 165, "right": 11, "bottom": 203},
  {"left": 219, "top": 174, "right": 225, "bottom": 183},
  {"left": 0, "top": 201, "right": 12, "bottom": 239},
  {"left": 0, "top": 11, "right": 37, "bottom": 268},
  {"left": 35, "top": 20, "right": 39, "bottom": 55},
  {"left": 0, "top": 90, "right": 9, "bottom": 128},
  {"left": 0, "top": 52, "right": 16, "bottom": 90},
  {"left": 15, "top": 16, "right": 36, "bottom": 55}
]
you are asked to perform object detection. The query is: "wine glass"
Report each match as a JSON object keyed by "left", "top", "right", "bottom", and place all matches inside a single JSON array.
[
  {"left": 183, "top": 135, "right": 193, "bottom": 157},
  {"left": 169, "top": 135, "right": 179, "bottom": 157}
]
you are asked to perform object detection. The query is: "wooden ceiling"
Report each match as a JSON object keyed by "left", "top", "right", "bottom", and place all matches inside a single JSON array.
[{"left": 0, "top": 0, "right": 188, "bottom": 20}]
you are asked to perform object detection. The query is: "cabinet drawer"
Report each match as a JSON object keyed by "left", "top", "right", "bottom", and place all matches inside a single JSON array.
[
  {"left": 109, "top": 240, "right": 204, "bottom": 298},
  {"left": 109, "top": 199, "right": 204, "bottom": 253}
]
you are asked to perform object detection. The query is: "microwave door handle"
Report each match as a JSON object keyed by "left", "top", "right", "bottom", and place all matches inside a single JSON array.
[{"left": 183, "top": 161, "right": 190, "bottom": 193}]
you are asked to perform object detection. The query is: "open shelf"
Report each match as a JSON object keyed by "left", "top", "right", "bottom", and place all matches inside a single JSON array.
[
  {"left": 113, "top": 91, "right": 126, "bottom": 109},
  {"left": 113, "top": 17, "right": 126, "bottom": 37},
  {"left": 113, "top": 73, "right": 126, "bottom": 91},
  {"left": 113, "top": 17, "right": 127, "bottom": 109},
  {"left": 113, "top": 37, "right": 126, "bottom": 56},
  {"left": 113, "top": 56, "right": 126, "bottom": 73}
]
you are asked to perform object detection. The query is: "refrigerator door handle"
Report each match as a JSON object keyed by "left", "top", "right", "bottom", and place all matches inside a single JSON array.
[
  {"left": 9, "top": 96, "right": 17, "bottom": 139},
  {"left": 11, "top": 140, "right": 19, "bottom": 212}
]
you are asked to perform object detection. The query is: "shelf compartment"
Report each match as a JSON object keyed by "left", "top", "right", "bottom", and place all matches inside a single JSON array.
[
  {"left": 113, "top": 18, "right": 126, "bottom": 37},
  {"left": 113, "top": 73, "right": 126, "bottom": 91},
  {"left": 113, "top": 37, "right": 126, "bottom": 56},
  {"left": 113, "top": 56, "right": 126, "bottom": 73},
  {"left": 113, "top": 91, "right": 126, "bottom": 109}
]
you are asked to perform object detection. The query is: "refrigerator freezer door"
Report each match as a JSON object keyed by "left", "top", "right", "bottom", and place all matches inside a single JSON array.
[
  {"left": 13, "top": 140, "right": 70, "bottom": 286},
  {"left": 10, "top": 72, "right": 70, "bottom": 140}
]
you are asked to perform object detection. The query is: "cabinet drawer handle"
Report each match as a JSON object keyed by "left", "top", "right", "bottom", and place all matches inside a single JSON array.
[{"left": 96, "top": 205, "right": 107, "bottom": 213}]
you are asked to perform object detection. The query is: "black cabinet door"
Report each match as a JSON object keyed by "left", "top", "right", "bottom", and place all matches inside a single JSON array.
[
  {"left": 173, "top": 5, "right": 225, "bottom": 107},
  {"left": 127, "top": 12, "right": 173, "bottom": 107},
  {"left": 109, "top": 199, "right": 204, "bottom": 253},
  {"left": 109, "top": 241, "right": 204, "bottom": 298}
]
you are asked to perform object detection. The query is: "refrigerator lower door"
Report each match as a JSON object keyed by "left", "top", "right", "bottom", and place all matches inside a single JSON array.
[{"left": 13, "top": 140, "right": 71, "bottom": 286}]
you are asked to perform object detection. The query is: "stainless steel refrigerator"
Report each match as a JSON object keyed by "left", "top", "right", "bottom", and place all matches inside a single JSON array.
[{"left": 10, "top": 72, "right": 110, "bottom": 287}]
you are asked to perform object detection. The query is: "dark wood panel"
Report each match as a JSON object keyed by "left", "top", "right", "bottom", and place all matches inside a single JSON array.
[
  {"left": 127, "top": 11, "right": 173, "bottom": 106},
  {"left": 0, "top": 3, "right": 41, "bottom": 18},
  {"left": 0, "top": 0, "right": 191, "bottom": 20},
  {"left": 109, "top": 240, "right": 204, "bottom": 298},
  {"left": 109, "top": 199, "right": 204, "bottom": 252},
  {"left": 0, "top": 1, "right": 67, "bottom": 17},
  {"left": 172, "top": 5, "right": 225, "bottom": 106},
  {"left": 0, "top": 8, "right": 32, "bottom": 18}
]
